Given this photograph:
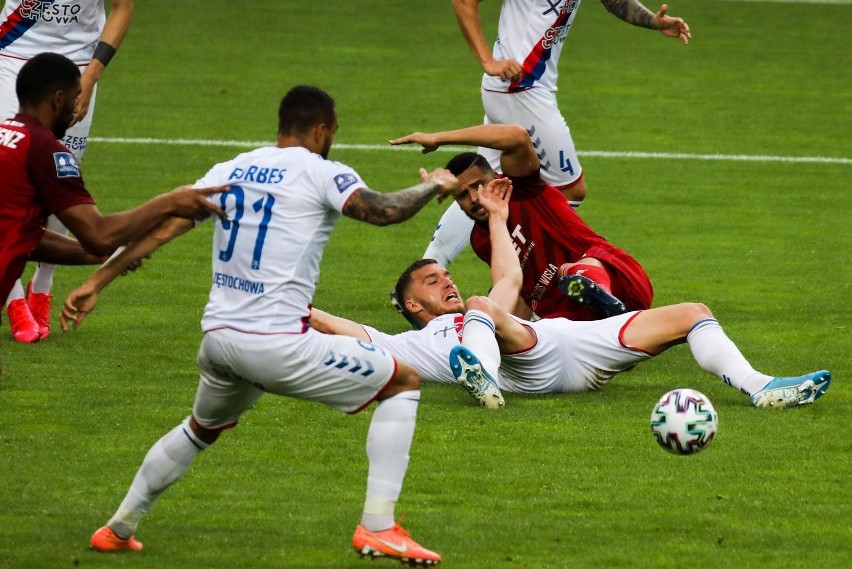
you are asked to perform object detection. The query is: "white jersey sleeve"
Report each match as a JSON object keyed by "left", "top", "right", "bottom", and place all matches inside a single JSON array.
[
  {"left": 0, "top": 0, "right": 106, "bottom": 63},
  {"left": 482, "top": 0, "right": 581, "bottom": 93},
  {"left": 363, "top": 314, "right": 466, "bottom": 385},
  {"left": 196, "top": 146, "right": 365, "bottom": 334}
]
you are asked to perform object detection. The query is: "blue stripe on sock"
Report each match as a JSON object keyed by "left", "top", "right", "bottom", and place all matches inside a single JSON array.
[
  {"left": 464, "top": 313, "right": 495, "bottom": 333},
  {"left": 687, "top": 318, "right": 719, "bottom": 336}
]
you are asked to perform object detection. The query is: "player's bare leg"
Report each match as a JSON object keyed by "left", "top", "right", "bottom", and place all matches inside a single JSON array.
[{"left": 622, "top": 303, "right": 831, "bottom": 408}]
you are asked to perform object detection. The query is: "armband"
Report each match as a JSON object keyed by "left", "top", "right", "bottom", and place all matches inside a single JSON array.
[{"left": 92, "top": 41, "right": 117, "bottom": 67}]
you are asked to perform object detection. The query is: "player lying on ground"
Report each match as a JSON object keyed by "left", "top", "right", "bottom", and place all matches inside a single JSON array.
[
  {"left": 311, "top": 178, "right": 831, "bottom": 411},
  {"left": 390, "top": 123, "right": 653, "bottom": 325},
  {"left": 61, "top": 86, "right": 461, "bottom": 565}
]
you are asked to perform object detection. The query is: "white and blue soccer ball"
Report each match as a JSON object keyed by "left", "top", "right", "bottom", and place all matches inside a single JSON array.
[{"left": 650, "top": 388, "right": 718, "bottom": 455}]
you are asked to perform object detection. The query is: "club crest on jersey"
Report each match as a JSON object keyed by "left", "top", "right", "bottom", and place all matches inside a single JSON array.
[
  {"left": 333, "top": 173, "right": 358, "bottom": 193},
  {"left": 53, "top": 152, "right": 80, "bottom": 178}
]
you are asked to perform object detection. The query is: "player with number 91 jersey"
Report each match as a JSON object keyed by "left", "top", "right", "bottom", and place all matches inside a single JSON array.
[{"left": 193, "top": 145, "right": 365, "bottom": 334}]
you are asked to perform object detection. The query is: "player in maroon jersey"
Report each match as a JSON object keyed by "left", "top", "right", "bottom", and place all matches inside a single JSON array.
[
  {"left": 0, "top": 53, "right": 226, "bottom": 341},
  {"left": 390, "top": 123, "right": 653, "bottom": 321}
]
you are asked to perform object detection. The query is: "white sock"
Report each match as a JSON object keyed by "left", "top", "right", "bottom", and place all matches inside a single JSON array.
[
  {"left": 687, "top": 319, "right": 771, "bottom": 396},
  {"left": 107, "top": 418, "right": 209, "bottom": 539},
  {"left": 5, "top": 280, "right": 25, "bottom": 306},
  {"left": 461, "top": 310, "right": 499, "bottom": 379},
  {"left": 31, "top": 216, "right": 67, "bottom": 294},
  {"left": 361, "top": 390, "right": 420, "bottom": 532},
  {"left": 423, "top": 201, "right": 474, "bottom": 266}
]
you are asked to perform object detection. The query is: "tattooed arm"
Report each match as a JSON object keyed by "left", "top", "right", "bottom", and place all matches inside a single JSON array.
[
  {"left": 342, "top": 168, "right": 458, "bottom": 226},
  {"left": 600, "top": 1, "right": 691, "bottom": 44}
]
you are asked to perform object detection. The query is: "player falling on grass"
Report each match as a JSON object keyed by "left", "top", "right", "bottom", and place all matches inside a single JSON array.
[
  {"left": 62, "top": 86, "right": 458, "bottom": 566},
  {"left": 0, "top": 0, "right": 134, "bottom": 343},
  {"left": 311, "top": 178, "right": 832, "bottom": 411},
  {"left": 391, "top": 122, "right": 653, "bottom": 325},
  {"left": 423, "top": 0, "right": 690, "bottom": 267},
  {"left": 0, "top": 53, "right": 226, "bottom": 349}
]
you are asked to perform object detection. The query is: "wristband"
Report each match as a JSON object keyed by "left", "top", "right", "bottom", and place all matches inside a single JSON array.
[{"left": 92, "top": 41, "right": 117, "bottom": 67}]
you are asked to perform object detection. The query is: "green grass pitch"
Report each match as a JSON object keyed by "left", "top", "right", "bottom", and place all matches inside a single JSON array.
[{"left": 1, "top": 1, "right": 850, "bottom": 567}]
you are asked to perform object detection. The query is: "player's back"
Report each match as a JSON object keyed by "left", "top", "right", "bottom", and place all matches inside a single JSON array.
[{"left": 196, "top": 146, "right": 362, "bottom": 334}]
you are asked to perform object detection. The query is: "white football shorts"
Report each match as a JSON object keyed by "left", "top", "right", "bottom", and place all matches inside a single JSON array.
[
  {"left": 193, "top": 327, "right": 398, "bottom": 428},
  {"left": 499, "top": 312, "right": 653, "bottom": 393},
  {"left": 480, "top": 86, "right": 582, "bottom": 188}
]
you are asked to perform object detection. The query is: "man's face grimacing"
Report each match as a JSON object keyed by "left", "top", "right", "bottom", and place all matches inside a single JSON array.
[
  {"left": 404, "top": 264, "right": 466, "bottom": 322},
  {"left": 453, "top": 165, "right": 495, "bottom": 222}
]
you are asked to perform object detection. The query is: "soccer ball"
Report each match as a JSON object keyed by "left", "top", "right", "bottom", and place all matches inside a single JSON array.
[{"left": 650, "top": 388, "right": 718, "bottom": 455}]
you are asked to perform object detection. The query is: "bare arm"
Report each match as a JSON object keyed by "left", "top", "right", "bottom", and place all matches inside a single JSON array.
[
  {"left": 600, "top": 1, "right": 691, "bottom": 43},
  {"left": 30, "top": 230, "right": 107, "bottom": 265},
  {"left": 453, "top": 0, "right": 522, "bottom": 81},
  {"left": 60, "top": 216, "right": 194, "bottom": 330},
  {"left": 75, "top": 0, "right": 134, "bottom": 122},
  {"left": 309, "top": 307, "right": 371, "bottom": 341},
  {"left": 390, "top": 124, "right": 538, "bottom": 178},
  {"left": 342, "top": 168, "right": 457, "bottom": 226},
  {"left": 478, "top": 179, "right": 523, "bottom": 313},
  {"left": 56, "top": 185, "right": 226, "bottom": 256}
]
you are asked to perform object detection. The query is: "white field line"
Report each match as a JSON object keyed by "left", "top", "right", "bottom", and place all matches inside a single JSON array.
[{"left": 89, "top": 136, "right": 852, "bottom": 166}]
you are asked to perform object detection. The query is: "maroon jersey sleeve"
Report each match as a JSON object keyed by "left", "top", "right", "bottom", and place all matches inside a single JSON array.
[{"left": 26, "top": 129, "right": 95, "bottom": 214}]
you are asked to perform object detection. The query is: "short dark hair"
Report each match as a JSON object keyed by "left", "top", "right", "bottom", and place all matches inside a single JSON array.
[
  {"left": 394, "top": 258, "right": 439, "bottom": 314},
  {"left": 16, "top": 52, "right": 80, "bottom": 107},
  {"left": 445, "top": 152, "right": 493, "bottom": 177},
  {"left": 278, "top": 85, "right": 336, "bottom": 136}
]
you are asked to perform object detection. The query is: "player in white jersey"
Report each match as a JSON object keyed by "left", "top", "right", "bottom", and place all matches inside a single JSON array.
[
  {"left": 1, "top": 0, "right": 134, "bottom": 343},
  {"left": 61, "top": 86, "right": 458, "bottom": 565},
  {"left": 313, "top": 179, "right": 831, "bottom": 411},
  {"left": 422, "top": 0, "right": 690, "bottom": 267}
]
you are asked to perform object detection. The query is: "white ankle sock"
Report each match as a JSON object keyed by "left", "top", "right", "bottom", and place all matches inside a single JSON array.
[
  {"left": 5, "top": 281, "right": 25, "bottom": 306},
  {"left": 361, "top": 391, "right": 420, "bottom": 532},
  {"left": 108, "top": 418, "right": 209, "bottom": 539},
  {"left": 31, "top": 264, "right": 56, "bottom": 295},
  {"left": 687, "top": 319, "right": 771, "bottom": 396}
]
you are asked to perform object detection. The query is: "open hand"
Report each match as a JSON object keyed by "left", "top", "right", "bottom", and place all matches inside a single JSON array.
[
  {"left": 389, "top": 132, "right": 441, "bottom": 154},
  {"left": 654, "top": 4, "right": 691, "bottom": 44}
]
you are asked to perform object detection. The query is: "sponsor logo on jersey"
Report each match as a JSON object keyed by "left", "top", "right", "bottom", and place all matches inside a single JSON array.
[
  {"left": 53, "top": 151, "right": 80, "bottom": 178},
  {"left": 333, "top": 173, "right": 358, "bottom": 193},
  {"left": 213, "top": 271, "right": 265, "bottom": 295},
  {"left": 20, "top": 1, "right": 82, "bottom": 24}
]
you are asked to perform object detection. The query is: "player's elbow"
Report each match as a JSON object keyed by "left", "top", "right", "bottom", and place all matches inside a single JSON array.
[
  {"left": 505, "top": 125, "right": 531, "bottom": 146},
  {"left": 76, "top": 235, "right": 118, "bottom": 257}
]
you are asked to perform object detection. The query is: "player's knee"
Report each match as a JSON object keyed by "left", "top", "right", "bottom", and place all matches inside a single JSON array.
[
  {"left": 678, "top": 302, "right": 714, "bottom": 332},
  {"left": 382, "top": 362, "right": 421, "bottom": 399},
  {"left": 465, "top": 295, "right": 494, "bottom": 316},
  {"left": 189, "top": 415, "right": 222, "bottom": 446}
]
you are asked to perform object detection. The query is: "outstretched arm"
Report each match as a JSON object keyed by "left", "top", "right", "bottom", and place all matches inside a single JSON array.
[
  {"left": 453, "top": 0, "right": 522, "bottom": 81},
  {"left": 75, "top": 0, "right": 134, "bottom": 124},
  {"left": 60, "top": 216, "right": 194, "bottom": 330},
  {"left": 389, "top": 124, "right": 538, "bottom": 178},
  {"left": 600, "top": 1, "right": 691, "bottom": 44},
  {"left": 478, "top": 179, "right": 523, "bottom": 313},
  {"left": 57, "top": 185, "right": 226, "bottom": 256},
  {"left": 342, "top": 168, "right": 458, "bottom": 226},
  {"left": 30, "top": 230, "right": 107, "bottom": 265},
  {"left": 309, "top": 307, "right": 371, "bottom": 341}
]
